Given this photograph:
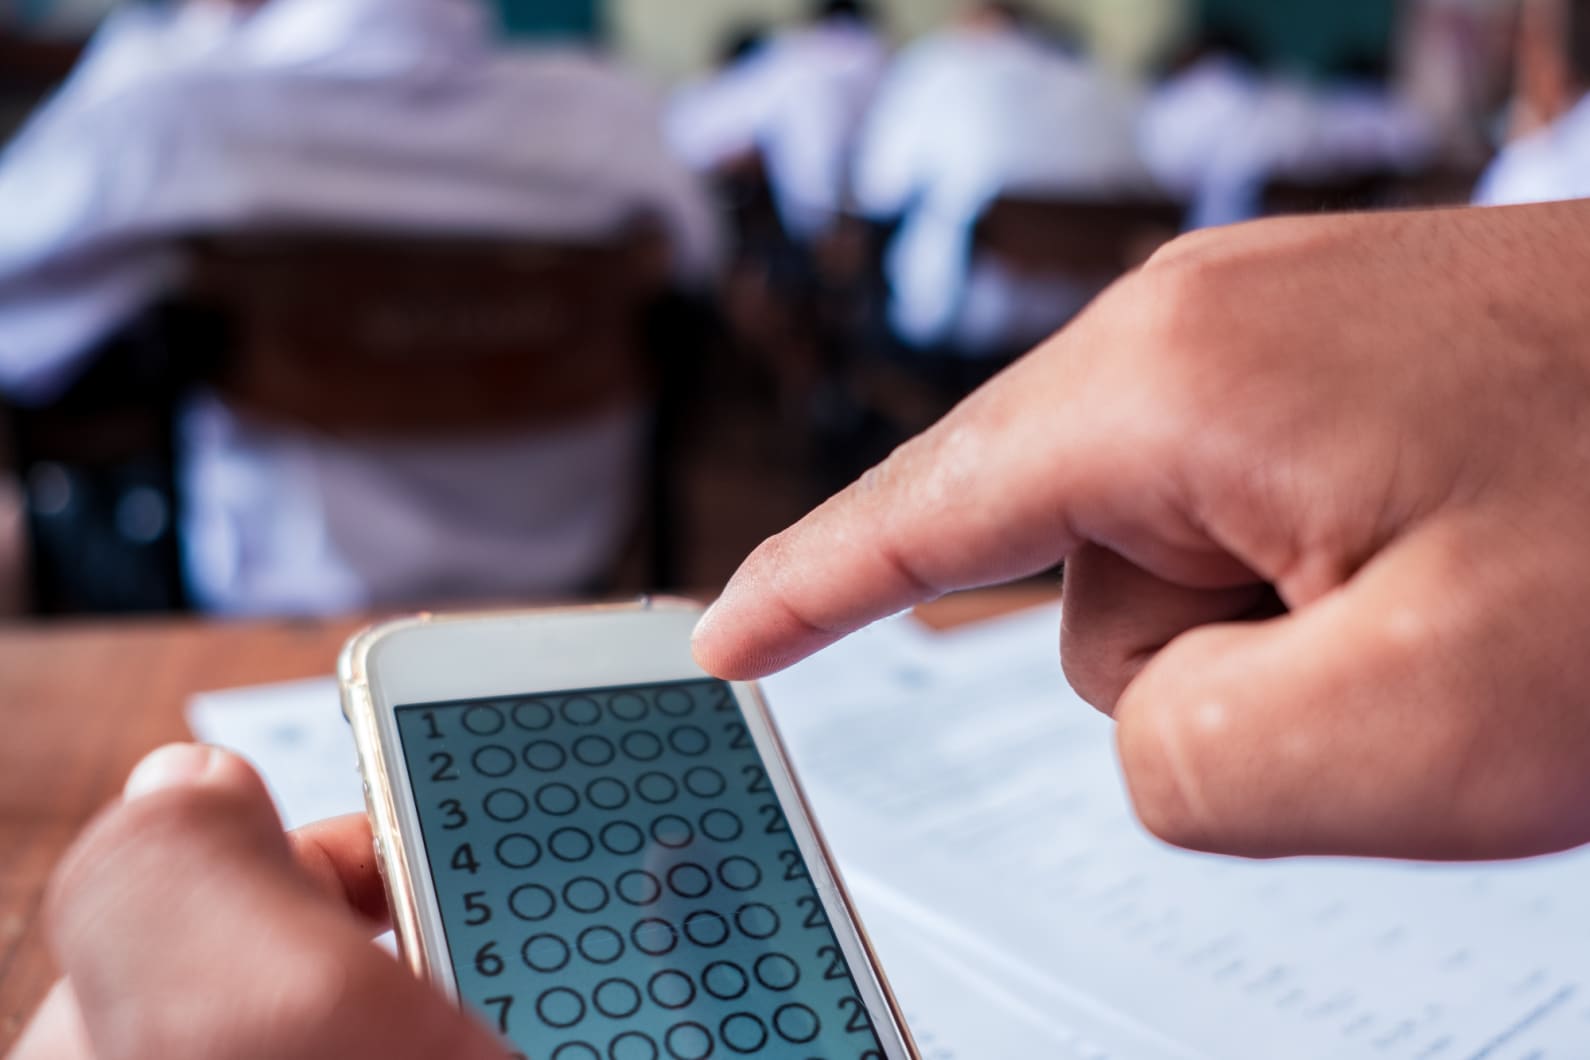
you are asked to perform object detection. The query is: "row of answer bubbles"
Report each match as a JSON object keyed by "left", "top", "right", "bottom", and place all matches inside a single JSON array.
[
  {"left": 462, "top": 725, "right": 715, "bottom": 777},
  {"left": 533, "top": 1003, "right": 827, "bottom": 1056},
  {"left": 434, "top": 766, "right": 741, "bottom": 832},
  {"left": 429, "top": 688, "right": 703, "bottom": 741},
  {"left": 483, "top": 853, "right": 764, "bottom": 904},
  {"left": 517, "top": 930, "right": 805, "bottom": 996},
  {"left": 476, "top": 787, "right": 749, "bottom": 836},
  {"left": 469, "top": 817, "right": 748, "bottom": 863},
  {"left": 504, "top": 901, "right": 790, "bottom": 949}
]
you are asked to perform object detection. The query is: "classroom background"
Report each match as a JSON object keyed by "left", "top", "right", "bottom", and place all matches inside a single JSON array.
[{"left": 0, "top": 0, "right": 1542, "bottom": 618}]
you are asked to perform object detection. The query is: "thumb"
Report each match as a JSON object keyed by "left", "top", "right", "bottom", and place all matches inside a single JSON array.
[
  {"left": 1112, "top": 518, "right": 1590, "bottom": 860},
  {"left": 46, "top": 744, "right": 507, "bottom": 1060}
]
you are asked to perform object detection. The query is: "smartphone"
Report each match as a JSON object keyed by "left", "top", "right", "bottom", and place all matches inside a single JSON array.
[{"left": 340, "top": 599, "right": 917, "bottom": 1060}]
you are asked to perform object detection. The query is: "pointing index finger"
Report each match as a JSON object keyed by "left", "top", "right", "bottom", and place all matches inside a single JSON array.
[{"left": 692, "top": 355, "right": 1091, "bottom": 679}]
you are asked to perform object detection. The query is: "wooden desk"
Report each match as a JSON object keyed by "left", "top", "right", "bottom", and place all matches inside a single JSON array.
[
  {"left": 0, "top": 584, "right": 1057, "bottom": 1046},
  {"left": 0, "top": 616, "right": 367, "bottom": 1046}
]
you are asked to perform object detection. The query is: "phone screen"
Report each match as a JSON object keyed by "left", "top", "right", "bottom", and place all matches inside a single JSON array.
[{"left": 396, "top": 678, "right": 888, "bottom": 1060}]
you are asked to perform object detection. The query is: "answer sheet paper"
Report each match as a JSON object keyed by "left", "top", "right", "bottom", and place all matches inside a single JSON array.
[
  {"left": 761, "top": 604, "right": 1590, "bottom": 1060},
  {"left": 188, "top": 606, "right": 1590, "bottom": 1059}
]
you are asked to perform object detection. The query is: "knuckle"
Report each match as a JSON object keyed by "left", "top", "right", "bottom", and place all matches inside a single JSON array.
[
  {"left": 1135, "top": 241, "right": 1227, "bottom": 348},
  {"left": 846, "top": 433, "right": 943, "bottom": 543},
  {"left": 1115, "top": 688, "right": 1231, "bottom": 852},
  {"left": 745, "top": 524, "right": 793, "bottom": 573},
  {"left": 885, "top": 417, "right": 992, "bottom": 522},
  {"left": 1113, "top": 263, "right": 1239, "bottom": 436},
  {"left": 1059, "top": 633, "right": 1128, "bottom": 714},
  {"left": 1135, "top": 221, "right": 1302, "bottom": 353},
  {"left": 1141, "top": 224, "right": 1225, "bottom": 273},
  {"left": 1125, "top": 231, "right": 1302, "bottom": 453},
  {"left": 1060, "top": 551, "right": 1145, "bottom": 714},
  {"left": 863, "top": 430, "right": 934, "bottom": 501}
]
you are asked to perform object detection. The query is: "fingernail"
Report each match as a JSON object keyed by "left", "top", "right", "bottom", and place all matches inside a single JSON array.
[{"left": 124, "top": 744, "right": 218, "bottom": 800}]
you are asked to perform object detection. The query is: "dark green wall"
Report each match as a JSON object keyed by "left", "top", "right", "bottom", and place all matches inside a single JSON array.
[
  {"left": 1199, "top": 0, "right": 1397, "bottom": 77},
  {"left": 494, "top": 0, "right": 602, "bottom": 42}
]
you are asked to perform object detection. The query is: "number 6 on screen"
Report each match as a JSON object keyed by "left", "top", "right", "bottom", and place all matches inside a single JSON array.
[{"left": 340, "top": 599, "right": 917, "bottom": 1059}]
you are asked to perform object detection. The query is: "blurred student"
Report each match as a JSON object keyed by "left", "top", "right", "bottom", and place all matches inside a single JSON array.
[
  {"left": 852, "top": 2, "right": 1151, "bottom": 357},
  {"left": 1398, "top": 0, "right": 1519, "bottom": 165},
  {"left": 1474, "top": 0, "right": 1590, "bottom": 205},
  {"left": 665, "top": 0, "right": 888, "bottom": 241},
  {"left": 1140, "top": 28, "right": 1435, "bottom": 228},
  {"left": 0, "top": 0, "right": 719, "bottom": 615}
]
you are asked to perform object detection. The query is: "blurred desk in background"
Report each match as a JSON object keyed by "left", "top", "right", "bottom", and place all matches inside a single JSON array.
[{"left": 0, "top": 580, "right": 1058, "bottom": 1046}]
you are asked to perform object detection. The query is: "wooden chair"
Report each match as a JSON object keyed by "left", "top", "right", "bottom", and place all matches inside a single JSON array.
[
  {"left": 1377, "top": 166, "right": 1486, "bottom": 209},
  {"left": 1261, "top": 165, "right": 1487, "bottom": 218},
  {"left": 884, "top": 195, "right": 1182, "bottom": 413},
  {"left": 184, "top": 230, "right": 666, "bottom": 436},
  {"left": 179, "top": 227, "right": 681, "bottom": 592},
  {"left": 972, "top": 195, "right": 1185, "bottom": 287},
  {"left": 1260, "top": 171, "right": 1400, "bottom": 217},
  {"left": 823, "top": 195, "right": 1185, "bottom": 488}
]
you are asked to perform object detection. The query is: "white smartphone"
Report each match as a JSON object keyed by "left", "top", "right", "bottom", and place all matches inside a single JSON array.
[{"left": 340, "top": 599, "right": 918, "bottom": 1060}]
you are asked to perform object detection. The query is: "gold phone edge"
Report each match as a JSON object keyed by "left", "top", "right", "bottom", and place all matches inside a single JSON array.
[
  {"left": 338, "top": 611, "right": 436, "bottom": 985},
  {"left": 733, "top": 676, "right": 923, "bottom": 1060},
  {"left": 338, "top": 597, "right": 921, "bottom": 1060}
]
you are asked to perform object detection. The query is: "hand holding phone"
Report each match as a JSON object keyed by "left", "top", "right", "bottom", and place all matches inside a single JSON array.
[{"left": 341, "top": 600, "right": 916, "bottom": 1059}]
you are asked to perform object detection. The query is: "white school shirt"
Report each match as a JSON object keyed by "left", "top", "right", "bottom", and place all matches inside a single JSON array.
[
  {"left": 0, "top": 0, "right": 721, "bottom": 613},
  {"left": 665, "top": 16, "right": 888, "bottom": 239},
  {"left": 852, "top": 30, "right": 1152, "bottom": 354},
  {"left": 1140, "top": 57, "right": 1435, "bottom": 229},
  {"left": 1473, "top": 93, "right": 1590, "bottom": 206}
]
